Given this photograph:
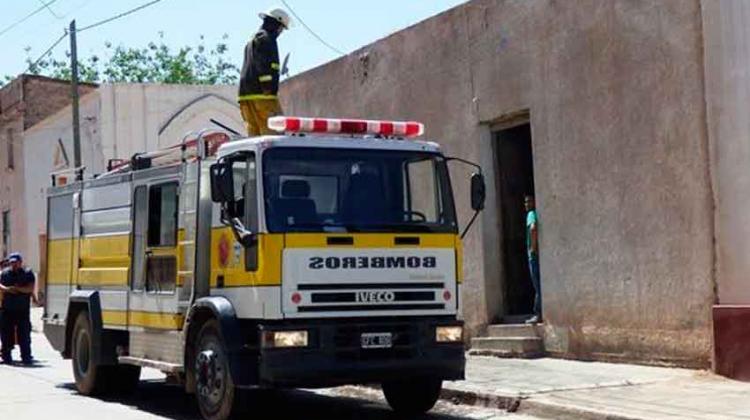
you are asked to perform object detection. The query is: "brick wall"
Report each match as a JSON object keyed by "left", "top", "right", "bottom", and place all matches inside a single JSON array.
[{"left": 23, "top": 76, "right": 98, "bottom": 129}]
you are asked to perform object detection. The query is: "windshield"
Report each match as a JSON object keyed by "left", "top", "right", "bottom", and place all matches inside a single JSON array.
[{"left": 263, "top": 147, "right": 457, "bottom": 233}]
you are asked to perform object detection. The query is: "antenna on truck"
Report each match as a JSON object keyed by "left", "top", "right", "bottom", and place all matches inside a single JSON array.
[{"left": 210, "top": 119, "right": 241, "bottom": 136}]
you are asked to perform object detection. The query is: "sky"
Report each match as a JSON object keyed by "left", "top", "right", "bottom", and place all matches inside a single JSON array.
[{"left": 0, "top": 0, "right": 468, "bottom": 80}]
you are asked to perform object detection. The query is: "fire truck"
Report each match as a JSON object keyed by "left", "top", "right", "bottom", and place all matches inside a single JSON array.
[{"left": 43, "top": 116, "right": 485, "bottom": 420}]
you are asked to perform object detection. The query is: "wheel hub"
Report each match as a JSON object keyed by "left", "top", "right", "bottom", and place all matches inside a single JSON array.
[{"left": 195, "top": 349, "right": 224, "bottom": 408}]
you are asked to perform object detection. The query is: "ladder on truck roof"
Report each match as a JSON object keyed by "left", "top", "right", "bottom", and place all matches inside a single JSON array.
[
  {"left": 103, "top": 129, "right": 232, "bottom": 175},
  {"left": 51, "top": 129, "right": 234, "bottom": 187}
]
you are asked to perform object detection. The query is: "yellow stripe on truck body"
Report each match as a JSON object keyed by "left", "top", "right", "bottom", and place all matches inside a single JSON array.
[
  {"left": 209, "top": 227, "right": 283, "bottom": 287},
  {"left": 78, "top": 234, "right": 131, "bottom": 286}
]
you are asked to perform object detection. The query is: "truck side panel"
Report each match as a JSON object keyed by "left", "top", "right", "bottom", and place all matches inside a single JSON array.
[
  {"left": 45, "top": 190, "right": 78, "bottom": 349},
  {"left": 79, "top": 181, "right": 132, "bottom": 330}
]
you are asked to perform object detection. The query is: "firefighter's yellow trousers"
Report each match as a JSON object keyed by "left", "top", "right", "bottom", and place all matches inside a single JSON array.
[{"left": 238, "top": 96, "right": 283, "bottom": 137}]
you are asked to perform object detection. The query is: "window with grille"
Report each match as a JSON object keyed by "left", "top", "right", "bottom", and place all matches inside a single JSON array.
[
  {"left": 2, "top": 210, "right": 9, "bottom": 257},
  {"left": 6, "top": 129, "right": 13, "bottom": 170}
]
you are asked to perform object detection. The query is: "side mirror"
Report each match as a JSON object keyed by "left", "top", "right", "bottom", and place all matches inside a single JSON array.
[
  {"left": 470, "top": 172, "right": 486, "bottom": 211},
  {"left": 210, "top": 161, "right": 234, "bottom": 203}
]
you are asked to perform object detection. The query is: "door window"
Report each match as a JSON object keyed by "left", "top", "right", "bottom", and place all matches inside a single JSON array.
[
  {"left": 136, "top": 182, "right": 179, "bottom": 293},
  {"left": 404, "top": 158, "right": 441, "bottom": 222},
  {"left": 228, "top": 154, "right": 258, "bottom": 271},
  {"left": 147, "top": 183, "right": 178, "bottom": 247}
]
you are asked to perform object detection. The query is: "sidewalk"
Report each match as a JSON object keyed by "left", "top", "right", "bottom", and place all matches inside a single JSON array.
[
  {"left": 30, "top": 307, "right": 43, "bottom": 333},
  {"left": 444, "top": 356, "right": 750, "bottom": 419}
]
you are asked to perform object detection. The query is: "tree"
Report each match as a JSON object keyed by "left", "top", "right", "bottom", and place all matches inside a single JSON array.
[{"left": 11, "top": 33, "right": 238, "bottom": 85}]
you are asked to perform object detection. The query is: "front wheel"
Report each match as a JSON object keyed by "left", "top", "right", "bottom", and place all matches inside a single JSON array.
[
  {"left": 194, "top": 320, "right": 239, "bottom": 420},
  {"left": 382, "top": 377, "right": 442, "bottom": 416}
]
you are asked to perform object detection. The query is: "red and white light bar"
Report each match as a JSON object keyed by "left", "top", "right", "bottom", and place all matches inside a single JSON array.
[{"left": 268, "top": 116, "right": 424, "bottom": 138}]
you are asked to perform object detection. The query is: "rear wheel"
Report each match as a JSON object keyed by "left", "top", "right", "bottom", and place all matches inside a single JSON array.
[
  {"left": 382, "top": 377, "right": 442, "bottom": 416},
  {"left": 194, "top": 319, "right": 239, "bottom": 420},
  {"left": 71, "top": 312, "right": 107, "bottom": 395}
]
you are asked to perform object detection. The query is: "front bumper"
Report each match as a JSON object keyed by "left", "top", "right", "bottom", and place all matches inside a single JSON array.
[{"left": 257, "top": 318, "right": 465, "bottom": 388}]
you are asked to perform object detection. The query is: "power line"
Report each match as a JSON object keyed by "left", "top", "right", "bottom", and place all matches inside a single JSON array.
[
  {"left": 77, "top": 0, "right": 166, "bottom": 32},
  {"left": 279, "top": 0, "right": 345, "bottom": 56},
  {"left": 0, "top": 0, "right": 60, "bottom": 38},
  {"left": 20, "top": 0, "right": 167, "bottom": 76},
  {"left": 38, "top": 0, "right": 63, "bottom": 19},
  {"left": 24, "top": 30, "right": 68, "bottom": 74}
]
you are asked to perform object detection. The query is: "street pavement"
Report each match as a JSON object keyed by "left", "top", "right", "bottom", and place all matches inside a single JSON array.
[
  {"left": 20, "top": 309, "right": 750, "bottom": 420},
  {"left": 0, "top": 328, "right": 538, "bottom": 420}
]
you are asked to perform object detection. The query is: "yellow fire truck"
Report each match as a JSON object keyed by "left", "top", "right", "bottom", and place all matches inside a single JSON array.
[{"left": 43, "top": 116, "right": 485, "bottom": 420}]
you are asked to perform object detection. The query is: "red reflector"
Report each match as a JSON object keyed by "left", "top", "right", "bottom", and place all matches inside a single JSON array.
[
  {"left": 443, "top": 290, "right": 452, "bottom": 301},
  {"left": 291, "top": 293, "right": 302, "bottom": 304}
]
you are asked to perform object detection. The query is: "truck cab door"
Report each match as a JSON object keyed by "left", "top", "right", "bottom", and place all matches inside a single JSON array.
[{"left": 128, "top": 179, "right": 184, "bottom": 364}]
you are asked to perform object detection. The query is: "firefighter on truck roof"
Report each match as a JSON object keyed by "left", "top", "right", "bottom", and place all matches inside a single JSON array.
[{"left": 238, "top": 7, "right": 292, "bottom": 136}]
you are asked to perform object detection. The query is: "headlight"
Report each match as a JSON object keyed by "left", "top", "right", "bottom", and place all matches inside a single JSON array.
[
  {"left": 436, "top": 326, "right": 463, "bottom": 343},
  {"left": 263, "top": 330, "right": 309, "bottom": 348}
]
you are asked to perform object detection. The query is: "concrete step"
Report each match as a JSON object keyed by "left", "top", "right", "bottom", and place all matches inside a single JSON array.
[
  {"left": 469, "top": 337, "right": 544, "bottom": 357},
  {"left": 502, "top": 314, "right": 534, "bottom": 324},
  {"left": 486, "top": 324, "right": 541, "bottom": 338}
]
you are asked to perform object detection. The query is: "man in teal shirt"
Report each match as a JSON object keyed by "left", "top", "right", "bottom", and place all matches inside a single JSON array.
[{"left": 525, "top": 195, "right": 541, "bottom": 324}]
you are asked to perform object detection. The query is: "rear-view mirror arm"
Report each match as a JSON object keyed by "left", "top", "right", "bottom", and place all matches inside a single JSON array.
[{"left": 446, "top": 156, "right": 485, "bottom": 239}]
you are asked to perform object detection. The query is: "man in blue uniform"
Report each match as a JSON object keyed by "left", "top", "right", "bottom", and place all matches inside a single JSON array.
[{"left": 0, "top": 252, "right": 35, "bottom": 364}]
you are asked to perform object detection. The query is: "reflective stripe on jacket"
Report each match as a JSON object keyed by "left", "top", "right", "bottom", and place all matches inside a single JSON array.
[{"left": 239, "top": 29, "right": 280, "bottom": 98}]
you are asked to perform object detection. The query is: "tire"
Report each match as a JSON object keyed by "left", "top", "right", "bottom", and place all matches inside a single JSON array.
[
  {"left": 382, "top": 377, "right": 443, "bottom": 416},
  {"left": 193, "top": 319, "right": 239, "bottom": 420},
  {"left": 71, "top": 312, "right": 107, "bottom": 395}
]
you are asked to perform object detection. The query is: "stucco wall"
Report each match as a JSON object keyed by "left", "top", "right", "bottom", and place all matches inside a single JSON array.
[
  {"left": 281, "top": 0, "right": 715, "bottom": 364},
  {"left": 97, "top": 84, "right": 241, "bottom": 160},
  {"left": 701, "top": 0, "right": 750, "bottom": 306}
]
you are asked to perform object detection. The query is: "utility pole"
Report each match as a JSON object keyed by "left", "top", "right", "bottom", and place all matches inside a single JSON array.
[{"left": 69, "top": 20, "right": 82, "bottom": 180}]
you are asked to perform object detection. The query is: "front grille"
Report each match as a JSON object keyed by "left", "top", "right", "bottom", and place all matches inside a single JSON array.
[
  {"left": 296, "top": 282, "right": 446, "bottom": 313},
  {"left": 311, "top": 291, "right": 435, "bottom": 303},
  {"left": 298, "top": 303, "right": 445, "bottom": 312},
  {"left": 298, "top": 282, "right": 444, "bottom": 290}
]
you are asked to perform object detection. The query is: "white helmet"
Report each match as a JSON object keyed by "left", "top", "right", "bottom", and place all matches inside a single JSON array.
[{"left": 259, "top": 8, "right": 292, "bottom": 29}]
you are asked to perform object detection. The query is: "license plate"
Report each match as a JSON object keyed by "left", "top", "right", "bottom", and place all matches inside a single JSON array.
[{"left": 361, "top": 332, "right": 393, "bottom": 349}]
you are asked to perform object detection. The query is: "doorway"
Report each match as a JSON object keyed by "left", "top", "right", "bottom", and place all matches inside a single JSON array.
[{"left": 493, "top": 123, "right": 536, "bottom": 319}]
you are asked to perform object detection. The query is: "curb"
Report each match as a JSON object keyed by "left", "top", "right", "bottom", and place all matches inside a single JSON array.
[
  {"left": 440, "top": 386, "right": 642, "bottom": 420},
  {"left": 439, "top": 387, "right": 522, "bottom": 412}
]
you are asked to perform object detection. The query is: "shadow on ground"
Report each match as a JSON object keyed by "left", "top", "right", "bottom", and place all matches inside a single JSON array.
[{"left": 57, "top": 380, "right": 484, "bottom": 420}]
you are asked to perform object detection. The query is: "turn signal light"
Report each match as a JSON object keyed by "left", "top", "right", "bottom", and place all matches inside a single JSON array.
[{"left": 262, "top": 330, "right": 309, "bottom": 348}]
